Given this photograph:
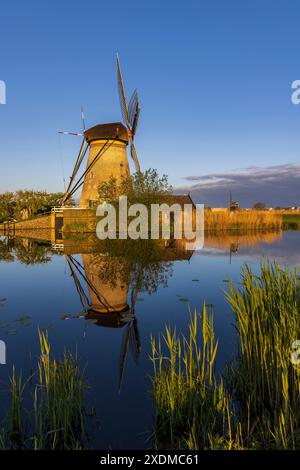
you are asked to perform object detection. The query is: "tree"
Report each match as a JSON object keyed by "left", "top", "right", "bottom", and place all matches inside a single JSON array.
[
  {"left": 0, "top": 192, "right": 16, "bottom": 222},
  {"left": 0, "top": 190, "right": 73, "bottom": 222},
  {"left": 253, "top": 202, "right": 266, "bottom": 210},
  {"left": 15, "top": 190, "right": 68, "bottom": 219},
  {"left": 98, "top": 168, "right": 173, "bottom": 205}
]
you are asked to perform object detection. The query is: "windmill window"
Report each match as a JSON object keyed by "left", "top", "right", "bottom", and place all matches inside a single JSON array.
[
  {"left": 90, "top": 171, "right": 94, "bottom": 180},
  {"left": 120, "top": 163, "right": 123, "bottom": 167}
]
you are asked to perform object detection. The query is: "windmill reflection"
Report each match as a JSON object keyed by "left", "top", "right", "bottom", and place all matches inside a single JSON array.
[{"left": 65, "top": 254, "right": 141, "bottom": 393}]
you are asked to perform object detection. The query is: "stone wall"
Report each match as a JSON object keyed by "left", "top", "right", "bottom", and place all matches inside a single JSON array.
[
  {"left": 62, "top": 208, "right": 97, "bottom": 232},
  {"left": 4, "top": 215, "right": 53, "bottom": 230},
  {"left": 0, "top": 211, "right": 96, "bottom": 234}
]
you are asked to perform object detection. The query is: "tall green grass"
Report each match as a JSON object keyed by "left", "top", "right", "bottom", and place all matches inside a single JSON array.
[
  {"left": 282, "top": 213, "right": 300, "bottom": 230},
  {"left": 1, "top": 331, "right": 87, "bottom": 450},
  {"left": 151, "top": 261, "right": 300, "bottom": 449},
  {"left": 226, "top": 261, "right": 300, "bottom": 449},
  {"left": 9, "top": 367, "right": 27, "bottom": 449},
  {"left": 150, "top": 308, "right": 243, "bottom": 449}
]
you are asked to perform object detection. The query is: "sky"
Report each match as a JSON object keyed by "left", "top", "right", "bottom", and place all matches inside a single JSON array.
[{"left": 0, "top": 0, "right": 300, "bottom": 207}]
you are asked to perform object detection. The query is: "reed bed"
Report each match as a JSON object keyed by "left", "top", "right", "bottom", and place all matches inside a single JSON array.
[
  {"left": 151, "top": 261, "right": 300, "bottom": 449},
  {"left": 282, "top": 213, "right": 300, "bottom": 230},
  {"left": 150, "top": 308, "right": 243, "bottom": 449},
  {"left": 1, "top": 331, "right": 87, "bottom": 450},
  {"left": 205, "top": 209, "right": 282, "bottom": 231},
  {"left": 226, "top": 261, "right": 300, "bottom": 449}
]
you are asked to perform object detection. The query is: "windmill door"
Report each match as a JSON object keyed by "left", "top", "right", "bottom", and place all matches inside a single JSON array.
[{"left": 55, "top": 214, "right": 64, "bottom": 240}]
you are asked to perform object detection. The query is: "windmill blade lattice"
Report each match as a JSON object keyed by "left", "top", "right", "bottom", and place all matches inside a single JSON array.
[
  {"left": 128, "top": 89, "right": 139, "bottom": 130},
  {"left": 131, "top": 105, "right": 140, "bottom": 139}
]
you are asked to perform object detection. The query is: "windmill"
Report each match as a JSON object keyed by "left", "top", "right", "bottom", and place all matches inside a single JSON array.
[
  {"left": 63, "top": 253, "right": 141, "bottom": 393},
  {"left": 60, "top": 55, "right": 141, "bottom": 208},
  {"left": 229, "top": 190, "right": 239, "bottom": 211}
]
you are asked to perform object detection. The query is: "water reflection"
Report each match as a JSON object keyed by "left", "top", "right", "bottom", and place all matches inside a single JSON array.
[
  {"left": 0, "top": 236, "right": 53, "bottom": 264},
  {"left": 203, "top": 230, "right": 282, "bottom": 264},
  {"left": 0, "top": 228, "right": 299, "bottom": 448},
  {"left": 204, "top": 230, "right": 282, "bottom": 250},
  {"left": 59, "top": 239, "right": 194, "bottom": 392},
  {"left": 64, "top": 253, "right": 141, "bottom": 392}
]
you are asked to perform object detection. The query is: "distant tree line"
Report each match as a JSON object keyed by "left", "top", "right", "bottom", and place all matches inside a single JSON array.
[
  {"left": 0, "top": 190, "right": 73, "bottom": 223},
  {"left": 252, "top": 202, "right": 300, "bottom": 210},
  {"left": 252, "top": 202, "right": 266, "bottom": 210}
]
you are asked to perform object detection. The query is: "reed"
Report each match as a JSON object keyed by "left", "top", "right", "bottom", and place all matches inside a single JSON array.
[
  {"left": 150, "top": 307, "right": 243, "bottom": 449},
  {"left": 205, "top": 209, "right": 282, "bottom": 230},
  {"left": 151, "top": 261, "right": 300, "bottom": 449},
  {"left": 8, "top": 367, "right": 27, "bottom": 449},
  {"left": 226, "top": 261, "right": 300, "bottom": 449},
  {"left": 0, "top": 429, "right": 6, "bottom": 449},
  {"left": 2, "top": 331, "right": 87, "bottom": 450},
  {"left": 33, "top": 331, "right": 86, "bottom": 449},
  {"left": 282, "top": 213, "right": 300, "bottom": 230}
]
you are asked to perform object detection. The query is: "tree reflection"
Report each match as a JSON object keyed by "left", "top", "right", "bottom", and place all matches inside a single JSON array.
[
  {"left": 0, "top": 238, "right": 14, "bottom": 262},
  {"left": 92, "top": 239, "right": 174, "bottom": 294},
  {"left": 0, "top": 237, "right": 53, "bottom": 265}
]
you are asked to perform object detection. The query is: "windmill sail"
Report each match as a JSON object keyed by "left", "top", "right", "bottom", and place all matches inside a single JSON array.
[
  {"left": 61, "top": 138, "right": 88, "bottom": 205},
  {"left": 130, "top": 141, "right": 140, "bottom": 173},
  {"left": 131, "top": 104, "right": 140, "bottom": 139},
  {"left": 116, "top": 55, "right": 141, "bottom": 173},
  {"left": 128, "top": 89, "right": 139, "bottom": 128},
  {"left": 118, "top": 287, "right": 141, "bottom": 393},
  {"left": 81, "top": 105, "right": 86, "bottom": 132},
  {"left": 117, "top": 54, "right": 130, "bottom": 127}
]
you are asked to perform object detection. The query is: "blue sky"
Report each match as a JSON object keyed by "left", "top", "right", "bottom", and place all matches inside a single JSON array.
[{"left": 1, "top": 0, "right": 300, "bottom": 205}]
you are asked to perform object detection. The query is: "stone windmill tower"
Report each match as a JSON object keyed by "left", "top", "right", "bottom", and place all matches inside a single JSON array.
[{"left": 60, "top": 55, "right": 141, "bottom": 207}]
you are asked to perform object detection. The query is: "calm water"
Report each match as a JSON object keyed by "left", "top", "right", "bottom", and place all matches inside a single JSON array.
[{"left": 0, "top": 230, "right": 299, "bottom": 449}]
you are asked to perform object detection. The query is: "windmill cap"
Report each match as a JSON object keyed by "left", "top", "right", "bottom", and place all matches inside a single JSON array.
[{"left": 84, "top": 122, "right": 129, "bottom": 144}]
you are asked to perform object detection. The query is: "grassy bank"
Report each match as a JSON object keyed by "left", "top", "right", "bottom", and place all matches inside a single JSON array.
[
  {"left": 282, "top": 213, "right": 300, "bottom": 230},
  {"left": 0, "top": 331, "right": 88, "bottom": 450},
  {"left": 150, "top": 261, "right": 300, "bottom": 449},
  {"left": 1, "top": 209, "right": 294, "bottom": 234}
]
